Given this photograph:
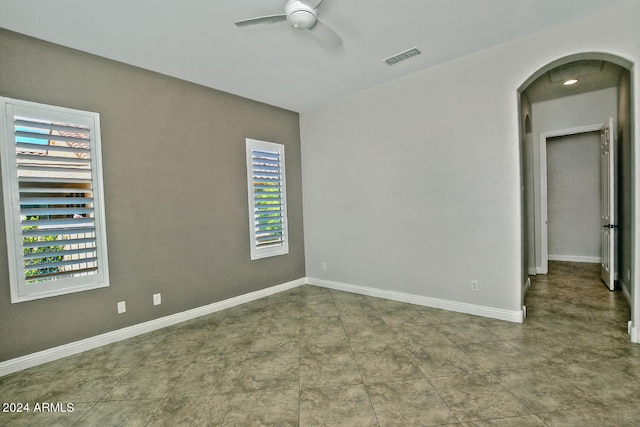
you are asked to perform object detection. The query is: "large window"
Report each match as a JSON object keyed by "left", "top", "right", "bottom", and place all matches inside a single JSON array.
[
  {"left": 245, "top": 138, "right": 289, "bottom": 260},
  {"left": 0, "top": 97, "right": 109, "bottom": 302}
]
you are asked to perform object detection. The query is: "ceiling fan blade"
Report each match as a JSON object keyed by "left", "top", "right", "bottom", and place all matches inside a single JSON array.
[
  {"left": 235, "top": 14, "right": 287, "bottom": 27},
  {"left": 301, "top": 0, "right": 323, "bottom": 8},
  {"left": 309, "top": 19, "right": 342, "bottom": 47}
]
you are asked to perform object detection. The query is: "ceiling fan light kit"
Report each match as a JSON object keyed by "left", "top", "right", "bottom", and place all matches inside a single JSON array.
[
  {"left": 235, "top": 0, "right": 342, "bottom": 47},
  {"left": 285, "top": 1, "right": 317, "bottom": 29}
]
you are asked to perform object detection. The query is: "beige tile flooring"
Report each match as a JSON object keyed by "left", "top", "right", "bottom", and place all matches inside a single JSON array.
[{"left": 1, "top": 261, "right": 640, "bottom": 426}]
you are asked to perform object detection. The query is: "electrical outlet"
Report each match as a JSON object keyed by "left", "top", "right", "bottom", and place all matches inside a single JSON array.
[
  {"left": 470, "top": 280, "right": 479, "bottom": 292},
  {"left": 117, "top": 301, "right": 126, "bottom": 314},
  {"left": 153, "top": 293, "right": 162, "bottom": 306},
  {"left": 321, "top": 262, "right": 327, "bottom": 271}
]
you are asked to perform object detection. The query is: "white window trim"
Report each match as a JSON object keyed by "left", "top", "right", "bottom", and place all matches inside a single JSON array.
[
  {"left": 0, "top": 97, "right": 110, "bottom": 303},
  {"left": 245, "top": 138, "right": 289, "bottom": 260}
]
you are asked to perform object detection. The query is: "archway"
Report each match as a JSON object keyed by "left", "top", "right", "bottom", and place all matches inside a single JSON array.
[{"left": 518, "top": 53, "right": 638, "bottom": 343}]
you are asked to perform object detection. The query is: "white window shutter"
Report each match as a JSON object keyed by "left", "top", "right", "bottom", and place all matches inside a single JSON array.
[
  {"left": 1, "top": 98, "right": 109, "bottom": 302},
  {"left": 246, "top": 139, "right": 289, "bottom": 260}
]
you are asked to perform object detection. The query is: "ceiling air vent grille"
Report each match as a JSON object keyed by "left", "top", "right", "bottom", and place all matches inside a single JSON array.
[{"left": 384, "top": 47, "right": 421, "bottom": 66}]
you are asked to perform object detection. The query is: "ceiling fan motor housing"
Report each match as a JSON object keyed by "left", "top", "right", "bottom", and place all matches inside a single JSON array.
[{"left": 285, "top": 0, "right": 317, "bottom": 29}]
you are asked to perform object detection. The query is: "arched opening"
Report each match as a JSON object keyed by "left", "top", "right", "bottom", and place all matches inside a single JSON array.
[{"left": 518, "top": 53, "right": 637, "bottom": 342}]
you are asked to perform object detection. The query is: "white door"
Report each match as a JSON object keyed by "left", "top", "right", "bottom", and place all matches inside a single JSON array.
[{"left": 600, "top": 118, "right": 616, "bottom": 290}]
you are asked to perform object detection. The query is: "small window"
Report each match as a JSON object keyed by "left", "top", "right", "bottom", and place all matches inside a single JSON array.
[
  {"left": 245, "top": 138, "right": 289, "bottom": 260},
  {"left": 0, "top": 97, "right": 109, "bottom": 302}
]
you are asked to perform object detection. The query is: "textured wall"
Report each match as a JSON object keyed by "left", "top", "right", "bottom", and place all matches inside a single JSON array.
[{"left": 0, "top": 29, "right": 305, "bottom": 361}]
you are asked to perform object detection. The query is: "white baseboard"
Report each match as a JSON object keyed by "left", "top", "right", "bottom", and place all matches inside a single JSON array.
[
  {"left": 548, "top": 255, "right": 601, "bottom": 263},
  {"left": 528, "top": 267, "right": 537, "bottom": 275},
  {"left": 630, "top": 322, "right": 639, "bottom": 344},
  {"left": 307, "top": 277, "right": 524, "bottom": 324},
  {"left": 0, "top": 278, "right": 306, "bottom": 377}
]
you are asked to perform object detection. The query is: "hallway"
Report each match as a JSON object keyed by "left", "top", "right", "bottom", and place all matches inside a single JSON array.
[
  {"left": 526, "top": 261, "right": 631, "bottom": 339},
  {"left": 517, "top": 261, "right": 640, "bottom": 424}
]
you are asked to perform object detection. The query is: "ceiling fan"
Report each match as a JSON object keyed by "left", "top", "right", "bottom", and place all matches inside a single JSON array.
[{"left": 235, "top": 0, "right": 343, "bottom": 48}]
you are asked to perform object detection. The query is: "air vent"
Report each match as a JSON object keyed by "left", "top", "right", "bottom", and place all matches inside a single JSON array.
[{"left": 384, "top": 47, "right": 421, "bottom": 66}]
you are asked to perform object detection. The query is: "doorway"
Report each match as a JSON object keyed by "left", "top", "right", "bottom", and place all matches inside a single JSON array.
[
  {"left": 538, "top": 125, "right": 611, "bottom": 275},
  {"left": 518, "top": 53, "right": 637, "bottom": 343},
  {"left": 545, "top": 131, "right": 601, "bottom": 265}
]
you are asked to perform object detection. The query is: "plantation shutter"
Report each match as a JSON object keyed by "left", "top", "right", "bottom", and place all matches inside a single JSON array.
[
  {"left": 246, "top": 139, "right": 289, "bottom": 260},
  {"left": 1, "top": 98, "right": 109, "bottom": 302}
]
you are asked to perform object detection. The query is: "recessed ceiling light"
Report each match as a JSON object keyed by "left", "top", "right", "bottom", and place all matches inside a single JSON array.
[{"left": 563, "top": 79, "right": 578, "bottom": 86}]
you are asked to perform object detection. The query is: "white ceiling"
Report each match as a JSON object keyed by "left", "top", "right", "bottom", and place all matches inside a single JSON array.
[{"left": 0, "top": 0, "right": 632, "bottom": 112}]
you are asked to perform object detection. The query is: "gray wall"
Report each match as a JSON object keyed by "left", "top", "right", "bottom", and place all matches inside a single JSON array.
[
  {"left": 546, "top": 132, "right": 601, "bottom": 261},
  {"left": 0, "top": 29, "right": 305, "bottom": 362},
  {"left": 618, "top": 69, "right": 633, "bottom": 296},
  {"left": 520, "top": 91, "right": 534, "bottom": 283}
]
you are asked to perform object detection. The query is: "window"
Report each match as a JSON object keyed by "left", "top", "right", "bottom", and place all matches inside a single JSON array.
[
  {"left": 245, "top": 138, "right": 289, "bottom": 260},
  {"left": 0, "top": 97, "right": 109, "bottom": 302}
]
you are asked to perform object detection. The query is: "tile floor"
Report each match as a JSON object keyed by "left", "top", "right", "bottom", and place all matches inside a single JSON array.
[{"left": 1, "top": 261, "right": 639, "bottom": 426}]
